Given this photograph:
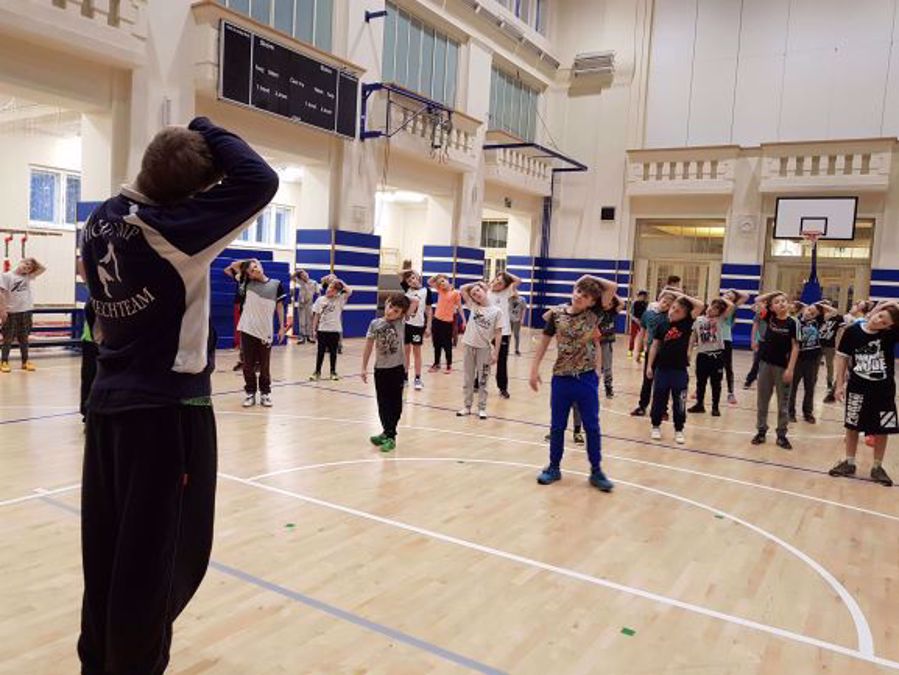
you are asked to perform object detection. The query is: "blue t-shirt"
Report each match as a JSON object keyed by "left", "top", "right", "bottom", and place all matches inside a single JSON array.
[
  {"left": 641, "top": 307, "right": 670, "bottom": 353},
  {"left": 720, "top": 312, "right": 736, "bottom": 342}
]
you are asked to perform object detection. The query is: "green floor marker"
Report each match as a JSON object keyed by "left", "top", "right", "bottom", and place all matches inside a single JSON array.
[
  {"left": 714, "top": 514, "right": 725, "bottom": 519},
  {"left": 621, "top": 627, "right": 636, "bottom": 637},
  {"left": 285, "top": 523, "right": 295, "bottom": 528}
]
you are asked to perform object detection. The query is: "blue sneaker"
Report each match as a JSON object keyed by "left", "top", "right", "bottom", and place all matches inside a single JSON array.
[
  {"left": 589, "top": 469, "right": 614, "bottom": 492},
  {"left": 537, "top": 466, "right": 562, "bottom": 485}
]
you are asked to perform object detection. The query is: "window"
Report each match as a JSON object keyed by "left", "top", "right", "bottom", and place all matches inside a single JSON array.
[
  {"left": 489, "top": 67, "right": 539, "bottom": 141},
  {"left": 218, "top": 0, "right": 333, "bottom": 51},
  {"left": 493, "top": 0, "right": 546, "bottom": 35},
  {"left": 481, "top": 220, "right": 509, "bottom": 249},
  {"left": 237, "top": 204, "right": 293, "bottom": 247},
  {"left": 383, "top": 3, "right": 460, "bottom": 107},
  {"left": 29, "top": 168, "right": 81, "bottom": 227}
]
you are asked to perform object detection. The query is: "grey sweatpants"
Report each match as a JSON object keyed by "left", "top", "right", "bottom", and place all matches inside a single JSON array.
[
  {"left": 600, "top": 341, "right": 613, "bottom": 388},
  {"left": 757, "top": 361, "right": 791, "bottom": 436},
  {"left": 463, "top": 345, "right": 492, "bottom": 411},
  {"left": 296, "top": 302, "right": 313, "bottom": 336}
]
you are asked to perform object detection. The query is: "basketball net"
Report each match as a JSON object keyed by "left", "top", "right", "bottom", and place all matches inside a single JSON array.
[{"left": 800, "top": 230, "right": 823, "bottom": 304}]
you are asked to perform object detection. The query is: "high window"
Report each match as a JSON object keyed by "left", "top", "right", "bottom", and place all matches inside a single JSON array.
[
  {"left": 29, "top": 168, "right": 81, "bottom": 227},
  {"left": 383, "top": 3, "right": 459, "bottom": 108},
  {"left": 218, "top": 0, "right": 333, "bottom": 52},
  {"left": 489, "top": 67, "right": 538, "bottom": 141}
]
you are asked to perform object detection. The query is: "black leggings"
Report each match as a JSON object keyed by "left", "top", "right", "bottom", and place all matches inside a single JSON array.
[
  {"left": 432, "top": 318, "right": 453, "bottom": 367},
  {"left": 695, "top": 351, "right": 724, "bottom": 409},
  {"left": 316, "top": 331, "right": 340, "bottom": 375},
  {"left": 496, "top": 335, "right": 510, "bottom": 393},
  {"left": 723, "top": 340, "right": 734, "bottom": 394}
]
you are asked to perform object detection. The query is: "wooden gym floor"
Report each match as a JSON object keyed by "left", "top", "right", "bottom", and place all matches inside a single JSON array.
[{"left": 1, "top": 332, "right": 898, "bottom": 674}]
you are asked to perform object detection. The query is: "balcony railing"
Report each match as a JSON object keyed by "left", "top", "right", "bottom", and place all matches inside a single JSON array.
[
  {"left": 627, "top": 147, "right": 738, "bottom": 195},
  {"left": 759, "top": 140, "right": 894, "bottom": 192},
  {"left": 49, "top": 0, "right": 145, "bottom": 39},
  {"left": 484, "top": 146, "right": 552, "bottom": 196}
]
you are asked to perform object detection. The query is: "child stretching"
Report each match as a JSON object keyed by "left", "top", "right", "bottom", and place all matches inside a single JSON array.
[
  {"left": 292, "top": 269, "right": 318, "bottom": 344},
  {"left": 597, "top": 295, "right": 622, "bottom": 399},
  {"left": 628, "top": 290, "right": 648, "bottom": 359},
  {"left": 720, "top": 289, "right": 749, "bottom": 404},
  {"left": 508, "top": 291, "right": 528, "bottom": 356},
  {"left": 631, "top": 289, "right": 678, "bottom": 417},
  {"left": 310, "top": 274, "right": 352, "bottom": 380},
  {"left": 829, "top": 300, "right": 899, "bottom": 486},
  {"left": 751, "top": 291, "right": 800, "bottom": 449},
  {"left": 0, "top": 257, "right": 47, "bottom": 372},
  {"left": 400, "top": 269, "right": 432, "bottom": 390},
  {"left": 456, "top": 281, "right": 502, "bottom": 419},
  {"left": 428, "top": 274, "right": 463, "bottom": 373},
  {"left": 529, "top": 277, "right": 614, "bottom": 492},
  {"left": 488, "top": 271, "right": 522, "bottom": 398},
  {"left": 788, "top": 303, "right": 833, "bottom": 423},
  {"left": 362, "top": 293, "right": 416, "bottom": 452},
  {"left": 688, "top": 296, "right": 734, "bottom": 417},
  {"left": 647, "top": 293, "right": 705, "bottom": 443},
  {"left": 237, "top": 260, "right": 287, "bottom": 407}
]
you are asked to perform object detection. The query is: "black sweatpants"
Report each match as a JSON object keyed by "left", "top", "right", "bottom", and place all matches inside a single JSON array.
[
  {"left": 432, "top": 318, "right": 453, "bottom": 367},
  {"left": 789, "top": 354, "right": 820, "bottom": 418},
  {"left": 495, "top": 335, "right": 511, "bottom": 393},
  {"left": 79, "top": 406, "right": 217, "bottom": 675},
  {"left": 241, "top": 332, "right": 272, "bottom": 395},
  {"left": 723, "top": 340, "right": 734, "bottom": 395},
  {"left": 315, "top": 331, "right": 340, "bottom": 375},
  {"left": 638, "top": 352, "right": 654, "bottom": 410},
  {"left": 80, "top": 341, "right": 99, "bottom": 418},
  {"left": 695, "top": 351, "right": 724, "bottom": 410},
  {"left": 375, "top": 365, "right": 405, "bottom": 439}
]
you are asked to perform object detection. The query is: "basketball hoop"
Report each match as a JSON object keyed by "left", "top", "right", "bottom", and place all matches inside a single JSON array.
[{"left": 802, "top": 230, "right": 824, "bottom": 247}]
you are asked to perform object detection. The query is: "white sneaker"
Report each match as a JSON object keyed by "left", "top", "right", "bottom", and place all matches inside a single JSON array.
[
  {"left": 478, "top": 410, "right": 488, "bottom": 420},
  {"left": 260, "top": 394, "right": 273, "bottom": 407},
  {"left": 456, "top": 408, "right": 471, "bottom": 417},
  {"left": 414, "top": 377, "right": 423, "bottom": 391},
  {"left": 675, "top": 431, "right": 686, "bottom": 444},
  {"left": 651, "top": 427, "right": 662, "bottom": 440},
  {"left": 242, "top": 394, "right": 256, "bottom": 408}
]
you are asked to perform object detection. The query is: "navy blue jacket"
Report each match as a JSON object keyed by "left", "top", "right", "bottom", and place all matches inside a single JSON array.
[{"left": 81, "top": 117, "right": 279, "bottom": 411}]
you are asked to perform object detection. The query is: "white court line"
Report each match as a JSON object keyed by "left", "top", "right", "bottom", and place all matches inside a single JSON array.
[
  {"left": 241, "top": 457, "right": 874, "bottom": 657},
  {"left": 0, "top": 482, "right": 81, "bottom": 508},
  {"left": 222, "top": 463, "right": 898, "bottom": 670},
  {"left": 232, "top": 411, "right": 899, "bottom": 525}
]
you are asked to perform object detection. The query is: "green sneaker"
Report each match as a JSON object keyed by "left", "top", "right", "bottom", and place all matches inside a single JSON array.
[
  {"left": 380, "top": 438, "right": 396, "bottom": 452},
  {"left": 369, "top": 434, "right": 387, "bottom": 446},
  {"left": 330, "top": 373, "right": 340, "bottom": 381},
  {"left": 308, "top": 372, "right": 320, "bottom": 381}
]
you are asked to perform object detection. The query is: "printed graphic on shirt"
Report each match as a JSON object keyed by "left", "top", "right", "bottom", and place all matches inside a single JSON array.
[
  {"left": 544, "top": 307, "right": 599, "bottom": 376},
  {"left": 851, "top": 338, "right": 889, "bottom": 381},
  {"left": 799, "top": 320, "right": 821, "bottom": 351},
  {"left": 367, "top": 318, "right": 405, "bottom": 369}
]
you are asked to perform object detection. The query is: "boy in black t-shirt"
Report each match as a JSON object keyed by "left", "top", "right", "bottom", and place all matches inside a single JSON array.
[
  {"left": 752, "top": 291, "right": 800, "bottom": 449},
  {"left": 788, "top": 303, "right": 827, "bottom": 424},
  {"left": 647, "top": 293, "right": 704, "bottom": 444},
  {"left": 829, "top": 302, "right": 899, "bottom": 486},
  {"left": 819, "top": 300, "right": 846, "bottom": 403}
]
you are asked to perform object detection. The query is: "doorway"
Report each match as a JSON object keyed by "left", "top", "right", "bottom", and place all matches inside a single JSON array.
[
  {"left": 646, "top": 261, "right": 718, "bottom": 300},
  {"left": 765, "top": 262, "right": 866, "bottom": 311},
  {"left": 634, "top": 220, "right": 725, "bottom": 300}
]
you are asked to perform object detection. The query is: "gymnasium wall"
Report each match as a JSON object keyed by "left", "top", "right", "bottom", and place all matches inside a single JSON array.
[{"left": 646, "top": 0, "right": 899, "bottom": 148}]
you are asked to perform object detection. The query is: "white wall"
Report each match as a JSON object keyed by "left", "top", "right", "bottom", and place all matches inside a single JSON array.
[
  {"left": 375, "top": 195, "right": 454, "bottom": 270},
  {"left": 0, "top": 129, "right": 82, "bottom": 305},
  {"left": 646, "top": 0, "right": 899, "bottom": 147}
]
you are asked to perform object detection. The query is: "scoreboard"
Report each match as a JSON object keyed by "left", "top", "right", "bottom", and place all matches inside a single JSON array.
[{"left": 219, "top": 21, "right": 358, "bottom": 140}]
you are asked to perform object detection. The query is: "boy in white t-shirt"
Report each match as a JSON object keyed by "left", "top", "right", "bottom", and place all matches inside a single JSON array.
[
  {"left": 310, "top": 274, "right": 353, "bottom": 381},
  {"left": 236, "top": 260, "right": 287, "bottom": 408},
  {"left": 400, "top": 269, "right": 432, "bottom": 390},
  {"left": 488, "top": 271, "right": 521, "bottom": 399},
  {"left": 0, "top": 257, "right": 47, "bottom": 373},
  {"left": 457, "top": 281, "right": 502, "bottom": 419}
]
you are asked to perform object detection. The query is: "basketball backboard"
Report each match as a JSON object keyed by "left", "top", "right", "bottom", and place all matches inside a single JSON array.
[{"left": 773, "top": 197, "right": 857, "bottom": 240}]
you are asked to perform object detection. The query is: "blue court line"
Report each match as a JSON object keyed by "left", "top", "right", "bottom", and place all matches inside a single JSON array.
[
  {"left": 35, "top": 495, "right": 508, "bottom": 675},
  {"left": 208, "top": 561, "right": 508, "bottom": 675}
]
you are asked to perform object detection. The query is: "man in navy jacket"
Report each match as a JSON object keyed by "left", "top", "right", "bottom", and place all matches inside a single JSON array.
[{"left": 78, "top": 117, "right": 278, "bottom": 674}]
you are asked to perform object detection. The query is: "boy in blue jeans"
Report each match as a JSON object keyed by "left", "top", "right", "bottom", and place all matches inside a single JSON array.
[{"left": 529, "top": 276, "right": 615, "bottom": 492}]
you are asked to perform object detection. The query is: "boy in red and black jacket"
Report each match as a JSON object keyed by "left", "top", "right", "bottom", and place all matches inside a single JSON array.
[{"left": 79, "top": 117, "right": 278, "bottom": 674}]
